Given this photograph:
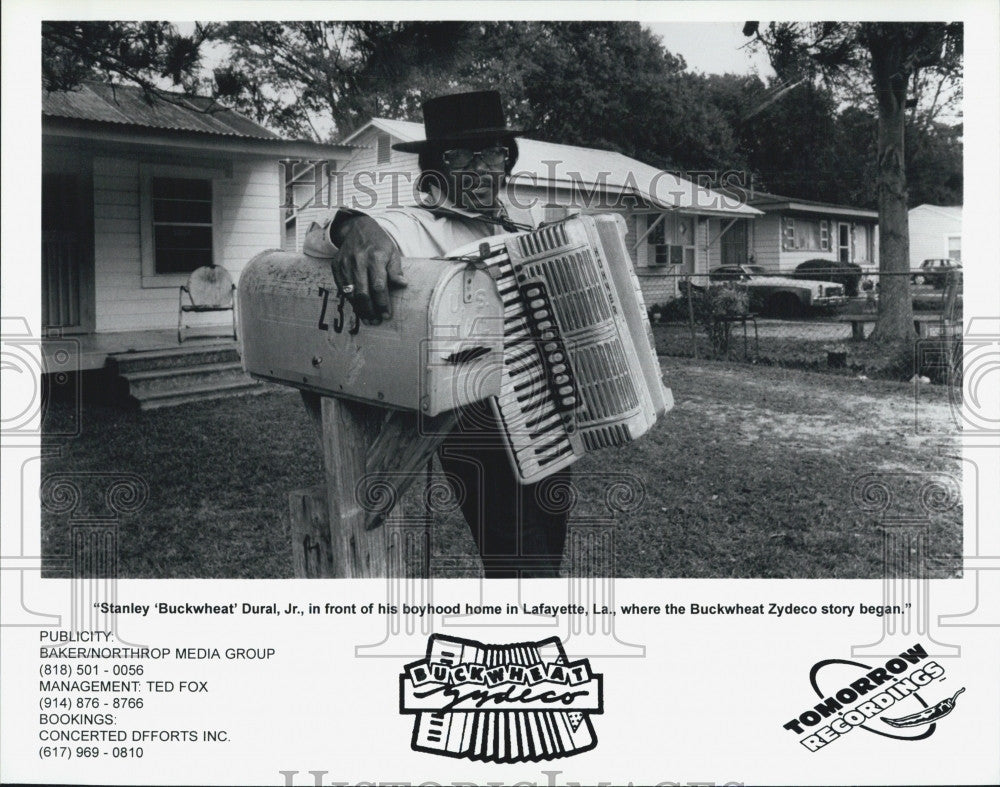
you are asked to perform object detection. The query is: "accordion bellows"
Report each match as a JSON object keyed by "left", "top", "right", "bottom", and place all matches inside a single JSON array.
[{"left": 239, "top": 213, "right": 671, "bottom": 483}]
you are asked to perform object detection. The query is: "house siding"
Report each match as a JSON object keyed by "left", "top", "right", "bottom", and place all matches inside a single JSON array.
[
  {"left": 92, "top": 154, "right": 281, "bottom": 332},
  {"left": 736, "top": 213, "right": 880, "bottom": 273},
  {"left": 775, "top": 218, "right": 879, "bottom": 272},
  {"left": 631, "top": 213, "right": 708, "bottom": 305},
  {"left": 706, "top": 213, "right": 880, "bottom": 273},
  {"left": 908, "top": 205, "right": 961, "bottom": 266},
  {"left": 303, "top": 130, "right": 755, "bottom": 307},
  {"left": 296, "top": 127, "right": 421, "bottom": 251},
  {"left": 751, "top": 214, "right": 784, "bottom": 270}
]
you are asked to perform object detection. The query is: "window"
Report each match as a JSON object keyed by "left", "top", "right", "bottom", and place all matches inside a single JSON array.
[
  {"left": 947, "top": 235, "right": 961, "bottom": 261},
  {"left": 150, "top": 177, "right": 213, "bottom": 274},
  {"left": 783, "top": 216, "right": 830, "bottom": 251},
  {"left": 376, "top": 132, "right": 392, "bottom": 164},
  {"left": 646, "top": 213, "right": 695, "bottom": 267},
  {"left": 649, "top": 217, "right": 668, "bottom": 265},
  {"left": 141, "top": 163, "right": 224, "bottom": 286}
]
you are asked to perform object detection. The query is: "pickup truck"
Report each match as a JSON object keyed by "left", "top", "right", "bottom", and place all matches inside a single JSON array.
[{"left": 707, "top": 264, "right": 849, "bottom": 316}]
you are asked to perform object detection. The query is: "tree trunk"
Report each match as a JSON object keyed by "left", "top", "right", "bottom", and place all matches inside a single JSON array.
[{"left": 868, "top": 34, "right": 917, "bottom": 344}]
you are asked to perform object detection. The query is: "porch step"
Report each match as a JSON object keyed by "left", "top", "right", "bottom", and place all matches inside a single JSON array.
[
  {"left": 108, "top": 344, "right": 269, "bottom": 409},
  {"left": 108, "top": 342, "right": 239, "bottom": 374},
  {"left": 124, "top": 361, "right": 250, "bottom": 398},
  {"left": 137, "top": 379, "right": 275, "bottom": 411}
]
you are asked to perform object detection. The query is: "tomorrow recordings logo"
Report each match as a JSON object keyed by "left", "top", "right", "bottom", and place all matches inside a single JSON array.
[
  {"left": 783, "top": 642, "right": 966, "bottom": 751},
  {"left": 399, "top": 634, "right": 603, "bottom": 763}
]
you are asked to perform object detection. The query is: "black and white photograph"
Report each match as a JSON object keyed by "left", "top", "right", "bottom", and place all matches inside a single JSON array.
[
  {"left": 2, "top": 2, "right": 999, "bottom": 786},
  {"left": 33, "top": 16, "right": 967, "bottom": 580}
]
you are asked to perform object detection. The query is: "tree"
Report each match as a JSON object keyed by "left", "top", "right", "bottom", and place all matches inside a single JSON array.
[
  {"left": 744, "top": 22, "right": 963, "bottom": 343},
  {"left": 42, "top": 22, "right": 212, "bottom": 100},
  {"left": 209, "top": 22, "right": 482, "bottom": 140},
  {"left": 208, "top": 21, "right": 742, "bottom": 167}
]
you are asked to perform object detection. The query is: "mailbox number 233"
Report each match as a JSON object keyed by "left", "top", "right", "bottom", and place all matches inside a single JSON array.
[{"left": 317, "top": 287, "right": 360, "bottom": 335}]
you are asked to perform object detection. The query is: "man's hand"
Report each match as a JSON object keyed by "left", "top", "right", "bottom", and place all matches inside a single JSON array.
[{"left": 332, "top": 215, "right": 408, "bottom": 324}]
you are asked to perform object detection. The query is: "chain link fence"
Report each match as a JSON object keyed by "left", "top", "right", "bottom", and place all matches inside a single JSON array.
[{"left": 644, "top": 267, "right": 963, "bottom": 386}]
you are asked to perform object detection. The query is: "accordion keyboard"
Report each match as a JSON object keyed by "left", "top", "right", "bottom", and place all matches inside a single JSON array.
[{"left": 490, "top": 256, "right": 580, "bottom": 481}]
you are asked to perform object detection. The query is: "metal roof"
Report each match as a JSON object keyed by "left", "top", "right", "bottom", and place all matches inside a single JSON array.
[
  {"left": 43, "top": 81, "right": 282, "bottom": 140},
  {"left": 515, "top": 139, "right": 760, "bottom": 216},
  {"left": 347, "top": 118, "right": 760, "bottom": 217}
]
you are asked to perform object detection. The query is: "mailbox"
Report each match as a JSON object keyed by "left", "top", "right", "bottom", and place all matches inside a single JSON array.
[{"left": 238, "top": 251, "right": 505, "bottom": 415}]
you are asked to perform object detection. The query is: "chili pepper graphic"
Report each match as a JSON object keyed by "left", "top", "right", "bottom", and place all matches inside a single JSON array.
[{"left": 882, "top": 688, "right": 966, "bottom": 728}]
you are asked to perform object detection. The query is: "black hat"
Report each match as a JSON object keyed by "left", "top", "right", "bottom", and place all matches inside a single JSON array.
[{"left": 392, "top": 90, "right": 523, "bottom": 153}]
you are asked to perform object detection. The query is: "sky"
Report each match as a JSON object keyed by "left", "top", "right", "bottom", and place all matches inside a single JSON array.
[{"left": 647, "top": 22, "right": 776, "bottom": 77}]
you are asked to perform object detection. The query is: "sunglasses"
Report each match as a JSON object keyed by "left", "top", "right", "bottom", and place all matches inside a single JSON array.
[{"left": 442, "top": 146, "right": 509, "bottom": 169}]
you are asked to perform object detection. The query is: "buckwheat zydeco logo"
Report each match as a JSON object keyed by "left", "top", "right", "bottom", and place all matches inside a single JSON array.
[{"left": 399, "top": 634, "right": 603, "bottom": 762}]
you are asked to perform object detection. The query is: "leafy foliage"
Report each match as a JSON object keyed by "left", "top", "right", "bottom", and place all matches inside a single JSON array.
[
  {"left": 743, "top": 22, "right": 963, "bottom": 344},
  {"left": 42, "top": 22, "right": 212, "bottom": 98},
  {"left": 209, "top": 22, "right": 481, "bottom": 139},
  {"left": 43, "top": 22, "right": 961, "bottom": 211}
]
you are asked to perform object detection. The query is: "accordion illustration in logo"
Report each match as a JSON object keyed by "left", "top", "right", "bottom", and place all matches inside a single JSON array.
[
  {"left": 239, "top": 213, "right": 671, "bottom": 483},
  {"left": 399, "top": 634, "right": 603, "bottom": 762}
]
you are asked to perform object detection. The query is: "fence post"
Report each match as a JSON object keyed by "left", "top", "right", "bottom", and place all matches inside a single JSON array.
[{"left": 685, "top": 274, "right": 698, "bottom": 359}]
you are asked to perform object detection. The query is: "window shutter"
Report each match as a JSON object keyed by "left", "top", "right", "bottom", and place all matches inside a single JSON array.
[
  {"left": 820, "top": 220, "right": 830, "bottom": 251},
  {"left": 783, "top": 217, "right": 795, "bottom": 251}
]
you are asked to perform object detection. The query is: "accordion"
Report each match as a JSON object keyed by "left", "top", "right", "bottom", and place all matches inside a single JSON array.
[
  {"left": 400, "top": 634, "right": 602, "bottom": 762},
  {"left": 239, "top": 213, "right": 671, "bottom": 483},
  {"left": 450, "top": 213, "right": 672, "bottom": 482}
]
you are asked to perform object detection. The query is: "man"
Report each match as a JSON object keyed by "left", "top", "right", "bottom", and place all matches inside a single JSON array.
[{"left": 305, "top": 91, "right": 568, "bottom": 578}]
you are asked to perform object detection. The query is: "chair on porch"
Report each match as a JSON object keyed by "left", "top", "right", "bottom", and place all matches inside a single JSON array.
[{"left": 177, "top": 264, "right": 237, "bottom": 343}]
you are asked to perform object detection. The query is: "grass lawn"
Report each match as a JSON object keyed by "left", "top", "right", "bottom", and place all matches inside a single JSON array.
[{"left": 41, "top": 358, "right": 962, "bottom": 579}]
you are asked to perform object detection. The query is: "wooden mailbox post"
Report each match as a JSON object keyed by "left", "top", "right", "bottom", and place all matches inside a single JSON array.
[{"left": 290, "top": 395, "right": 457, "bottom": 578}]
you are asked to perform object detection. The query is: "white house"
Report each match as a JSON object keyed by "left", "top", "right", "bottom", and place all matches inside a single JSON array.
[
  {"left": 296, "top": 118, "right": 761, "bottom": 305},
  {"left": 706, "top": 190, "right": 880, "bottom": 274},
  {"left": 908, "top": 204, "right": 962, "bottom": 267},
  {"left": 42, "top": 81, "right": 355, "bottom": 370}
]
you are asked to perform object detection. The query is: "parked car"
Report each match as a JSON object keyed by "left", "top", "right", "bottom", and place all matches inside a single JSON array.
[
  {"left": 794, "top": 258, "right": 863, "bottom": 297},
  {"left": 912, "top": 258, "right": 961, "bottom": 289},
  {"left": 707, "top": 264, "right": 848, "bottom": 316}
]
